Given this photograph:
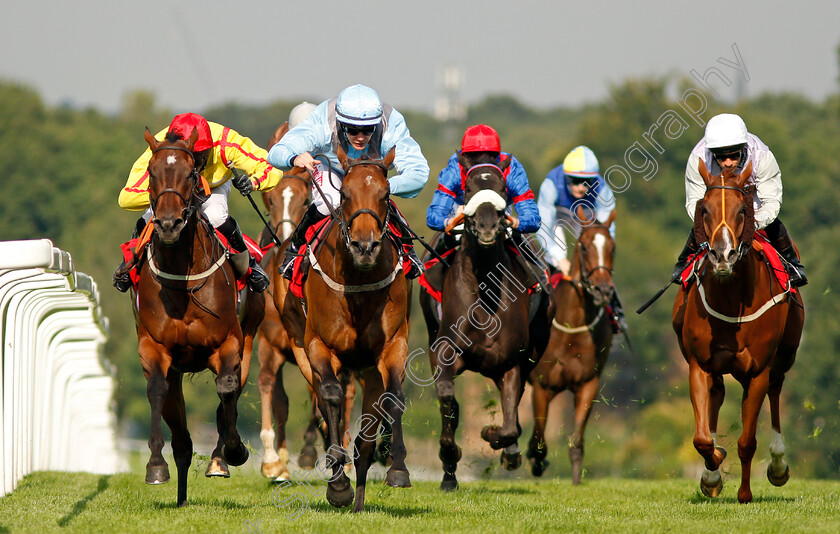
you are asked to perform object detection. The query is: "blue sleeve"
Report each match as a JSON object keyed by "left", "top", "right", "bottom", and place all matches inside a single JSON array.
[
  {"left": 505, "top": 157, "right": 540, "bottom": 233},
  {"left": 381, "top": 108, "right": 430, "bottom": 198},
  {"left": 426, "top": 154, "right": 461, "bottom": 231},
  {"left": 267, "top": 100, "right": 333, "bottom": 170},
  {"left": 593, "top": 178, "right": 616, "bottom": 237},
  {"left": 536, "top": 178, "right": 565, "bottom": 263}
]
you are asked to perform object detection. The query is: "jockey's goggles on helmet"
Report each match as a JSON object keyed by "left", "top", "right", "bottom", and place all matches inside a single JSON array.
[
  {"left": 567, "top": 175, "right": 596, "bottom": 187},
  {"left": 343, "top": 124, "right": 375, "bottom": 136},
  {"left": 710, "top": 144, "right": 745, "bottom": 160}
]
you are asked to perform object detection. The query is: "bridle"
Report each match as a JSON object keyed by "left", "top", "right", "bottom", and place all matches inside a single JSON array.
[
  {"left": 148, "top": 144, "right": 201, "bottom": 223},
  {"left": 270, "top": 173, "right": 312, "bottom": 235},
  {"left": 574, "top": 224, "right": 615, "bottom": 299},
  {"left": 704, "top": 178, "right": 751, "bottom": 261},
  {"left": 463, "top": 163, "right": 507, "bottom": 239}
]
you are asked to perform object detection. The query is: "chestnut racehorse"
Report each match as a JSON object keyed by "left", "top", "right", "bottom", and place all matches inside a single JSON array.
[
  {"left": 132, "top": 128, "right": 250, "bottom": 507},
  {"left": 273, "top": 146, "right": 411, "bottom": 512},
  {"left": 672, "top": 159, "right": 804, "bottom": 503},
  {"left": 256, "top": 122, "right": 356, "bottom": 480},
  {"left": 420, "top": 155, "right": 553, "bottom": 491},
  {"left": 527, "top": 207, "right": 617, "bottom": 484}
]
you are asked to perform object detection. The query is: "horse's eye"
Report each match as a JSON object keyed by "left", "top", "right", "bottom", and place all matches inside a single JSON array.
[{"left": 739, "top": 206, "right": 747, "bottom": 215}]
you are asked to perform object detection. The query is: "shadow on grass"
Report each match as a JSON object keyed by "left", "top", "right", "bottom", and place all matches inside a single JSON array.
[
  {"left": 688, "top": 492, "right": 797, "bottom": 505},
  {"left": 469, "top": 485, "right": 535, "bottom": 495},
  {"left": 305, "top": 501, "right": 432, "bottom": 516},
  {"left": 150, "top": 497, "right": 253, "bottom": 510},
  {"left": 57, "top": 475, "right": 110, "bottom": 527}
]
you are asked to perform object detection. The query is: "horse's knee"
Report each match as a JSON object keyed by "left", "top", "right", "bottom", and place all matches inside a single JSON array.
[
  {"left": 216, "top": 373, "right": 239, "bottom": 396},
  {"left": 320, "top": 381, "right": 344, "bottom": 406},
  {"left": 435, "top": 380, "right": 455, "bottom": 402},
  {"left": 257, "top": 372, "right": 275, "bottom": 393},
  {"left": 738, "top": 437, "right": 757, "bottom": 462}
]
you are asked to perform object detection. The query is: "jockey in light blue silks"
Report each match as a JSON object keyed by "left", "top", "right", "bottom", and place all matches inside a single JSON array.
[
  {"left": 535, "top": 145, "right": 626, "bottom": 332},
  {"left": 267, "top": 84, "right": 430, "bottom": 279}
]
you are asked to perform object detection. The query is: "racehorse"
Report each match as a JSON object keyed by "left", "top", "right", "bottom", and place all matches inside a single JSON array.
[
  {"left": 256, "top": 121, "right": 357, "bottom": 481},
  {"left": 273, "top": 146, "right": 411, "bottom": 512},
  {"left": 132, "top": 128, "right": 250, "bottom": 506},
  {"left": 672, "top": 159, "right": 804, "bottom": 503},
  {"left": 420, "top": 153, "right": 553, "bottom": 491},
  {"left": 526, "top": 206, "right": 616, "bottom": 484}
]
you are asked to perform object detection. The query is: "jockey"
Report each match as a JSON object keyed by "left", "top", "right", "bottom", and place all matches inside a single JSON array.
[
  {"left": 426, "top": 124, "right": 540, "bottom": 244},
  {"left": 267, "top": 84, "right": 430, "bottom": 280},
  {"left": 674, "top": 113, "right": 807, "bottom": 287},
  {"left": 535, "top": 146, "right": 625, "bottom": 332},
  {"left": 113, "top": 113, "right": 282, "bottom": 293}
]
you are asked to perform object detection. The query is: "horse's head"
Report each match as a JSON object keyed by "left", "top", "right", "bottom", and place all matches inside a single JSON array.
[
  {"left": 336, "top": 145, "right": 395, "bottom": 270},
  {"left": 696, "top": 158, "right": 754, "bottom": 278},
  {"left": 263, "top": 122, "right": 312, "bottom": 241},
  {"left": 573, "top": 206, "right": 616, "bottom": 307},
  {"left": 460, "top": 152, "right": 510, "bottom": 247},
  {"left": 145, "top": 127, "right": 199, "bottom": 245}
]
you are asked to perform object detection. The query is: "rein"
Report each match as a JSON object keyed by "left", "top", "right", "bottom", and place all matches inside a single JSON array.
[
  {"left": 553, "top": 227, "right": 613, "bottom": 333},
  {"left": 705, "top": 179, "right": 751, "bottom": 260}
]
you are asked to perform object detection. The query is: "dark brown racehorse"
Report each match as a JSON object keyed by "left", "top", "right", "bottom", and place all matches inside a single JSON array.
[
  {"left": 133, "top": 128, "right": 250, "bottom": 506},
  {"left": 274, "top": 146, "right": 411, "bottom": 512},
  {"left": 256, "top": 122, "right": 356, "bottom": 480},
  {"left": 526, "top": 207, "right": 616, "bottom": 484},
  {"left": 420, "top": 154, "right": 553, "bottom": 491},
  {"left": 672, "top": 159, "right": 804, "bottom": 503}
]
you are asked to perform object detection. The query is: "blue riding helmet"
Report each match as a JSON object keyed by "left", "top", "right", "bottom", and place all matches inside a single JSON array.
[{"left": 336, "top": 84, "right": 383, "bottom": 126}]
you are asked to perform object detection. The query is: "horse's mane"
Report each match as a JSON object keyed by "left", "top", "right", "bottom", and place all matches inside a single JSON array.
[{"left": 164, "top": 131, "right": 183, "bottom": 144}]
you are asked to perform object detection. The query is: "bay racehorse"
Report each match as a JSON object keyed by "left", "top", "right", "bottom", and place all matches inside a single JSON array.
[
  {"left": 672, "top": 159, "right": 804, "bottom": 503},
  {"left": 526, "top": 206, "right": 616, "bottom": 483},
  {"left": 256, "top": 121, "right": 357, "bottom": 480},
  {"left": 273, "top": 146, "right": 411, "bottom": 512},
  {"left": 132, "top": 128, "right": 251, "bottom": 506},
  {"left": 420, "top": 153, "right": 553, "bottom": 490}
]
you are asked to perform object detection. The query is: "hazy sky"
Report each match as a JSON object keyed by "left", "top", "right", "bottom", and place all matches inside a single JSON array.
[{"left": 2, "top": 1, "right": 838, "bottom": 114}]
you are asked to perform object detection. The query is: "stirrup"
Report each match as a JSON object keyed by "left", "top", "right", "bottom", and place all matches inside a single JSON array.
[
  {"left": 247, "top": 259, "right": 270, "bottom": 293},
  {"left": 280, "top": 245, "right": 299, "bottom": 281}
]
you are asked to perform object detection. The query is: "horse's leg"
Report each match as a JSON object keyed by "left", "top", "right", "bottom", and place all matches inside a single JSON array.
[
  {"left": 258, "top": 340, "right": 288, "bottom": 479},
  {"left": 766, "top": 372, "right": 790, "bottom": 486},
  {"left": 481, "top": 365, "right": 523, "bottom": 451},
  {"left": 141, "top": 341, "right": 170, "bottom": 485},
  {"left": 526, "top": 382, "right": 554, "bottom": 477},
  {"left": 309, "top": 338, "right": 353, "bottom": 508},
  {"left": 161, "top": 370, "right": 192, "bottom": 506},
  {"left": 569, "top": 377, "right": 599, "bottom": 485},
  {"left": 380, "top": 338, "right": 411, "bottom": 489},
  {"left": 432, "top": 349, "right": 464, "bottom": 491},
  {"left": 298, "top": 387, "right": 320, "bottom": 469},
  {"left": 351, "top": 368, "right": 386, "bottom": 513},
  {"left": 270, "top": 360, "right": 291, "bottom": 478},
  {"left": 342, "top": 372, "right": 357, "bottom": 474},
  {"left": 688, "top": 359, "right": 727, "bottom": 497},
  {"left": 708, "top": 374, "right": 726, "bottom": 455},
  {"left": 737, "top": 369, "right": 770, "bottom": 503},
  {"left": 213, "top": 339, "right": 249, "bottom": 468}
]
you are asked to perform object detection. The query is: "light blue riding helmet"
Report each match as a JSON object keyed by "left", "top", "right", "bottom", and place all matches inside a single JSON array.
[
  {"left": 336, "top": 84, "right": 383, "bottom": 126},
  {"left": 563, "top": 146, "right": 600, "bottom": 179}
]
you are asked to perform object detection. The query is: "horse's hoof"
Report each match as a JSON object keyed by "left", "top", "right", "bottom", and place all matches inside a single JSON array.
[
  {"left": 528, "top": 455, "right": 548, "bottom": 477},
  {"left": 440, "top": 475, "right": 458, "bottom": 492},
  {"left": 480, "top": 425, "right": 516, "bottom": 450},
  {"left": 384, "top": 468, "right": 412, "bottom": 488},
  {"left": 298, "top": 446, "right": 317, "bottom": 469},
  {"left": 222, "top": 443, "right": 249, "bottom": 467},
  {"left": 700, "top": 469, "right": 723, "bottom": 498},
  {"left": 205, "top": 457, "right": 230, "bottom": 478},
  {"left": 767, "top": 464, "right": 790, "bottom": 487},
  {"left": 501, "top": 451, "right": 522, "bottom": 471},
  {"left": 261, "top": 460, "right": 284, "bottom": 479},
  {"left": 716, "top": 445, "right": 728, "bottom": 461},
  {"left": 145, "top": 464, "right": 170, "bottom": 484},
  {"left": 326, "top": 479, "right": 354, "bottom": 508}
]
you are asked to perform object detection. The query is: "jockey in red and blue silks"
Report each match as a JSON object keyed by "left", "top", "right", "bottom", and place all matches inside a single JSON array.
[{"left": 426, "top": 124, "right": 540, "bottom": 233}]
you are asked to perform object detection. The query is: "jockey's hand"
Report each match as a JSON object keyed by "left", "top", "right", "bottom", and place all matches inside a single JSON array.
[
  {"left": 232, "top": 173, "right": 255, "bottom": 196},
  {"left": 555, "top": 257, "right": 571, "bottom": 276},
  {"left": 506, "top": 215, "right": 520, "bottom": 229},
  {"left": 444, "top": 205, "right": 465, "bottom": 231},
  {"left": 293, "top": 152, "right": 317, "bottom": 172}
]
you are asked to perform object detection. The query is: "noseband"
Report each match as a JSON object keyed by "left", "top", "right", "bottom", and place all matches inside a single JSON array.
[
  {"left": 148, "top": 145, "right": 200, "bottom": 220},
  {"left": 337, "top": 159, "right": 391, "bottom": 248},
  {"left": 705, "top": 181, "right": 751, "bottom": 261},
  {"left": 575, "top": 226, "right": 614, "bottom": 298},
  {"left": 463, "top": 164, "right": 507, "bottom": 239}
]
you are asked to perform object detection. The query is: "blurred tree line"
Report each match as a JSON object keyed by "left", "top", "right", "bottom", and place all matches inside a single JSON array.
[{"left": 0, "top": 69, "right": 837, "bottom": 478}]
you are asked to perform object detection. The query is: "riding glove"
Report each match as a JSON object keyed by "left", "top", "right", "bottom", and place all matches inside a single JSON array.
[{"left": 232, "top": 173, "right": 255, "bottom": 195}]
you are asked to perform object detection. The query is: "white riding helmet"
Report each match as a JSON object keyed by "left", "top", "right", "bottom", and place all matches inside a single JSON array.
[
  {"left": 288, "top": 101, "right": 316, "bottom": 129},
  {"left": 336, "top": 84, "right": 383, "bottom": 126},
  {"left": 705, "top": 113, "right": 748, "bottom": 149}
]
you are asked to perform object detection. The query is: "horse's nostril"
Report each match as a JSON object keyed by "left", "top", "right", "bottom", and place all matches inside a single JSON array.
[
  {"left": 726, "top": 249, "right": 737, "bottom": 262},
  {"left": 709, "top": 249, "right": 720, "bottom": 261}
]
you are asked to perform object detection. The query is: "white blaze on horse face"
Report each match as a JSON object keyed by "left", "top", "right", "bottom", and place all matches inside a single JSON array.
[
  {"left": 166, "top": 155, "right": 176, "bottom": 165},
  {"left": 365, "top": 175, "right": 372, "bottom": 185},
  {"left": 592, "top": 233, "right": 606, "bottom": 267},
  {"left": 281, "top": 186, "right": 294, "bottom": 240}
]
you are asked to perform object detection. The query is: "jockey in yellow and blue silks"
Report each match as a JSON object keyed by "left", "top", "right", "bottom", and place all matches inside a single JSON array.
[
  {"left": 267, "top": 84, "right": 430, "bottom": 280},
  {"left": 113, "top": 113, "right": 282, "bottom": 293},
  {"left": 426, "top": 124, "right": 540, "bottom": 236}
]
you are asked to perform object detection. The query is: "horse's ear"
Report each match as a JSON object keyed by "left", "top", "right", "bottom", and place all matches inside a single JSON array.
[
  {"left": 457, "top": 150, "right": 470, "bottom": 170},
  {"left": 267, "top": 121, "right": 289, "bottom": 149},
  {"left": 575, "top": 205, "right": 593, "bottom": 225},
  {"left": 186, "top": 128, "right": 199, "bottom": 152},
  {"left": 383, "top": 147, "right": 395, "bottom": 169},
  {"left": 336, "top": 143, "right": 349, "bottom": 171},
  {"left": 698, "top": 158, "right": 715, "bottom": 187},
  {"left": 144, "top": 127, "right": 160, "bottom": 151},
  {"left": 604, "top": 208, "right": 616, "bottom": 228},
  {"left": 498, "top": 153, "right": 511, "bottom": 172},
  {"left": 736, "top": 160, "right": 753, "bottom": 188}
]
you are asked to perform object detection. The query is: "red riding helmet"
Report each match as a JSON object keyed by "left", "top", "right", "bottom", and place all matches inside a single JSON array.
[
  {"left": 461, "top": 124, "right": 501, "bottom": 153},
  {"left": 167, "top": 113, "right": 214, "bottom": 152}
]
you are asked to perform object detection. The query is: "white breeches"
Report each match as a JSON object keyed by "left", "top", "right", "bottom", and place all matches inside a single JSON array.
[{"left": 310, "top": 161, "right": 343, "bottom": 216}]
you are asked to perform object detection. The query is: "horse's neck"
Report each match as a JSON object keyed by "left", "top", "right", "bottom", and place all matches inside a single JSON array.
[
  {"left": 152, "top": 217, "right": 213, "bottom": 269},
  {"left": 457, "top": 235, "right": 514, "bottom": 302},
  {"left": 328, "top": 223, "right": 399, "bottom": 280},
  {"left": 698, "top": 250, "right": 766, "bottom": 303}
]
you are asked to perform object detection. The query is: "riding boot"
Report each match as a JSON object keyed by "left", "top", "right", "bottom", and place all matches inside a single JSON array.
[
  {"left": 390, "top": 202, "right": 424, "bottom": 280},
  {"left": 218, "top": 217, "right": 270, "bottom": 292},
  {"left": 671, "top": 229, "right": 699, "bottom": 283},
  {"left": 764, "top": 218, "right": 807, "bottom": 287},
  {"left": 113, "top": 216, "right": 148, "bottom": 292},
  {"left": 281, "top": 204, "right": 327, "bottom": 281},
  {"left": 609, "top": 292, "right": 627, "bottom": 334}
]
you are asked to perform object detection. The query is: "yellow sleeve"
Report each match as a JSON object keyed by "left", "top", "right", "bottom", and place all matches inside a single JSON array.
[{"left": 220, "top": 128, "right": 283, "bottom": 192}]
